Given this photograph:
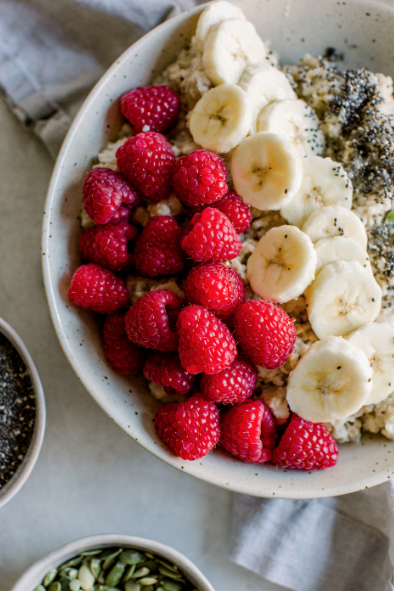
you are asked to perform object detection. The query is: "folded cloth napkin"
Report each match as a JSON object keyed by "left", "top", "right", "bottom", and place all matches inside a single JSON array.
[{"left": 2, "top": 1, "right": 394, "bottom": 590}]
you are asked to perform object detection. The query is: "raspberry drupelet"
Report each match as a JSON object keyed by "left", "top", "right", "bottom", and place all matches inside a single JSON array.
[
  {"left": 103, "top": 311, "right": 145, "bottom": 374},
  {"left": 172, "top": 149, "right": 228, "bottom": 207},
  {"left": 83, "top": 167, "right": 140, "bottom": 225},
  {"left": 272, "top": 414, "right": 339, "bottom": 470},
  {"left": 125, "top": 290, "right": 182, "bottom": 352},
  {"left": 68, "top": 263, "right": 129, "bottom": 313},
  {"left": 155, "top": 394, "right": 220, "bottom": 460},
  {"left": 184, "top": 262, "right": 245, "bottom": 316},
  {"left": 177, "top": 305, "right": 237, "bottom": 375},
  {"left": 181, "top": 208, "right": 242, "bottom": 263},
  {"left": 133, "top": 216, "right": 185, "bottom": 277},
  {"left": 213, "top": 190, "right": 252, "bottom": 233},
  {"left": 201, "top": 354, "right": 257, "bottom": 405},
  {"left": 116, "top": 132, "right": 175, "bottom": 202},
  {"left": 143, "top": 351, "right": 196, "bottom": 396},
  {"left": 121, "top": 85, "right": 181, "bottom": 134},
  {"left": 234, "top": 300, "right": 296, "bottom": 369},
  {"left": 79, "top": 221, "right": 138, "bottom": 271}
]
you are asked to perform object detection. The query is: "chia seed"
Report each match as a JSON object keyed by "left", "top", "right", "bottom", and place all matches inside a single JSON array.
[{"left": 0, "top": 332, "right": 35, "bottom": 488}]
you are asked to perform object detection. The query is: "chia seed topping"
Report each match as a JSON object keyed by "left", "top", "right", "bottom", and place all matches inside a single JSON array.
[{"left": 0, "top": 332, "right": 36, "bottom": 488}]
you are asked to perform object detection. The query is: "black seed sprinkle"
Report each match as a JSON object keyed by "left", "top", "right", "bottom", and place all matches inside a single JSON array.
[{"left": 0, "top": 333, "right": 35, "bottom": 489}]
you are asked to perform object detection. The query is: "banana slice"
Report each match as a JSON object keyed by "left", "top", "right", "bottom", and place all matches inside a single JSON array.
[
  {"left": 231, "top": 132, "right": 303, "bottom": 210},
  {"left": 314, "top": 236, "right": 371, "bottom": 274},
  {"left": 280, "top": 157, "right": 353, "bottom": 227},
  {"left": 305, "top": 260, "right": 382, "bottom": 339},
  {"left": 203, "top": 19, "right": 266, "bottom": 85},
  {"left": 189, "top": 84, "right": 251, "bottom": 154},
  {"left": 256, "top": 99, "right": 325, "bottom": 157},
  {"left": 345, "top": 323, "right": 394, "bottom": 405},
  {"left": 239, "top": 64, "right": 297, "bottom": 133},
  {"left": 287, "top": 336, "right": 372, "bottom": 422},
  {"left": 302, "top": 205, "right": 367, "bottom": 249},
  {"left": 247, "top": 225, "right": 317, "bottom": 303},
  {"left": 195, "top": 1, "right": 247, "bottom": 52}
]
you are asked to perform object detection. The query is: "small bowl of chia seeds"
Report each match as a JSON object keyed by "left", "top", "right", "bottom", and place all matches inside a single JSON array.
[
  {"left": 9, "top": 534, "right": 215, "bottom": 591},
  {"left": 0, "top": 317, "right": 45, "bottom": 508}
]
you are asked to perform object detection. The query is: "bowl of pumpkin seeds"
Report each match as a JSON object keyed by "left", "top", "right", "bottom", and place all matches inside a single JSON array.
[{"left": 10, "top": 535, "right": 215, "bottom": 591}]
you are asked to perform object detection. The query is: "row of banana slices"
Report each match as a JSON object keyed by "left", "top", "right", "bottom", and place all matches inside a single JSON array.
[{"left": 190, "top": 2, "right": 394, "bottom": 423}]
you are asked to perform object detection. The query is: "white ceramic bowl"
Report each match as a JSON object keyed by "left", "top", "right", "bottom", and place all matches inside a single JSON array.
[
  {"left": 10, "top": 534, "right": 215, "bottom": 591},
  {"left": 42, "top": 0, "right": 394, "bottom": 498},
  {"left": 0, "top": 317, "right": 46, "bottom": 508}
]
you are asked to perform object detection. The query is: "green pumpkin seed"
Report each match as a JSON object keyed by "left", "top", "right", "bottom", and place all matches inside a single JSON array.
[
  {"left": 120, "top": 551, "right": 145, "bottom": 566},
  {"left": 125, "top": 582, "right": 140, "bottom": 591},
  {"left": 60, "top": 557, "right": 84, "bottom": 569},
  {"left": 144, "top": 553, "right": 154, "bottom": 560},
  {"left": 123, "top": 565, "right": 136, "bottom": 582},
  {"left": 156, "top": 588, "right": 166, "bottom": 591},
  {"left": 142, "top": 587, "right": 154, "bottom": 591},
  {"left": 138, "top": 578, "right": 157, "bottom": 586},
  {"left": 80, "top": 550, "right": 102, "bottom": 556},
  {"left": 100, "top": 548, "right": 123, "bottom": 561},
  {"left": 132, "top": 568, "right": 150, "bottom": 579},
  {"left": 69, "top": 580, "right": 81, "bottom": 591},
  {"left": 58, "top": 576, "right": 71, "bottom": 591},
  {"left": 43, "top": 570, "right": 58, "bottom": 587},
  {"left": 90, "top": 559, "right": 101, "bottom": 579},
  {"left": 158, "top": 568, "right": 183, "bottom": 580},
  {"left": 106, "top": 588, "right": 121, "bottom": 591},
  {"left": 48, "top": 583, "right": 61, "bottom": 591},
  {"left": 106, "top": 562, "right": 126, "bottom": 587},
  {"left": 162, "top": 580, "right": 183, "bottom": 591},
  {"left": 98, "top": 571, "right": 106, "bottom": 584},
  {"left": 78, "top": 564, "right": 95, "bottom": 591},
  {"left": 157, "top": 561, "right": 178, "bottom": 573},
  {"left": 139, "top": 561, "right": 157, "bottom": 571},
  {"left": 34, "top": 586, "right": 46, "bottom": 591},
  {"left": 93, "top": 586, "right": 108, "bottom": 591}
]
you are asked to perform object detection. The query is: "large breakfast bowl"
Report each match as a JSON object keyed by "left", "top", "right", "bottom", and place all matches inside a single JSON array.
[{"left": 42, "top": 0, "right": 394, "bottom": 498}]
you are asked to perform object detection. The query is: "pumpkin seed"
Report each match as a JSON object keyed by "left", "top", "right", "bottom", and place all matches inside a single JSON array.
[
  {"left": 120, "top": 551, "right": 145, "bottom": 566},
  {"left": 78, "top": 564, "right": 95, "bottom": 591},
  {"left": 162, "top": 580, "right": 183, "bottom": 591},
  {"left": 139, "top": 561, "right": 157, "bottom": 571},
  {"left": 98, "top": 571, "right": 106, "bottom": 584},
  {"left": 100, "top": 549, "right": 123, "bottom": 561},
  {"left": 106, "top": 562, "right": 126, "bottom": 587},
  {"left": 93, "top": 586, "right": 108, "bottom": 591},
  {"left": 90, "top": 559, "right": 101, "bottom": 579},
  {"left": 58, "top": 576, "right": 71, "bottom": 591},
  {"left": 106, "top": 588, "right": 121, "bottom": 591},
  {"left": 139, "top": 579, "right": 157, "bottom": 586},
  {"left": 125, "top": 582, "right": 140, "bottom": 591},
  {"left": 43, "top": 570, "right": 58, "bottom": 586},
  {"left": 80, "top": 550, "right": 102, "bottom": 556},
  {"left": 156, "top": 588, "right": 166, "bottom": 591},
  {"left": 69, "top": 580, "right": 81, "bottom": 591},
  {"left": 145, "top": 553, "right": 154, "bottom": 560},
  {"left": 142, "top": 587, "right": 154, "bottom": 591},
  {"left": 123, "top": 565, "right": 136, "bottom": 582},
  {"left": 34, "top": 586, "right": 46, "bottom": 591},
  {"left": 132, "top": 567, "right": 150, "bottom": 579},
  {"left": 60, "top": 557, "right": 84, "bottom": 569},
  {"left": 158, "top": 568, "right": 183, "bottom": 580},
  {"left": 48, "top": 583, "right": 61, "bottom": 591},
  {"left": 157, "top": 561, "right": 178, "bottom": 573}
]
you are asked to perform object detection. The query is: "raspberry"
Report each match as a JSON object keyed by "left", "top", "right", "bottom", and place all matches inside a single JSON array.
[
  {"left": 220, "top": 400, "right": 276, "bottom": 463},
  {"left": 213, "top": 190, "right": 252, "bottom": 233},
  {"left": 68, "top": 263, "right": 129, "bottom": 313},
  {"left": 121, "top": 85, "right": 181, "bottom": 134},
  {"left": 83, "top": 167, "right": 140, "bottom": 225},
  {"left": 234, "top": 301, "right": 296, "bottom": 369},
  {"left": 144, "top": 351, "right": 195, "bottom": 395},
  {"left": 103, "top": 312, "right": 145, "bottom": 374},
  {"left": 172, "top": 150, "right": 228, "bottom": 206},
  {"left": 201, "top": 354, "right": 257, "bottom": 405},
  {"left": 272, "top": 414, "right": 339, "bottom": 470},
  {"left": 79, "top": 221, "right": 138, "bottom": 271},
  {"left": 154, "top": 394, "right": 220, "bottom": 460},
  {"left": 184, "top": 263, "right": 244, "bottom": 316},
  {"left": 181, "top": 208, "right": 242, "bottom": 263},
  {"left": 125, "top": 290, "right": 181, "bottom": 351},
  {"left": 108, "top": 202, "right": 139, "bottom": 224},
  {"left": 177, "top": 305, "right": 237, "bottom": 375},
  {"left": 116, "top": 132, "right": 175, "bottom": 202},
  {"left": 133, "top": 216, "right": 185, "bottom": 277}
]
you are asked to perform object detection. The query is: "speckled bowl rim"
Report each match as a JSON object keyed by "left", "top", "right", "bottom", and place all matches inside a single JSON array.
[
  {"left": 9, "top": 534, "right": 215, "bottom": 591},
  {"left": 0, "top": 317, "right": 46, "bottom": 508},
  {"left": 42, "top": 0, "right": 394, "bottom": 499}
]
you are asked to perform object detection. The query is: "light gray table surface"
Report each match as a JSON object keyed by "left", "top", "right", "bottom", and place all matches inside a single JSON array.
[{"left": 0, "top": 97, "right": 283, "bottom": 591}]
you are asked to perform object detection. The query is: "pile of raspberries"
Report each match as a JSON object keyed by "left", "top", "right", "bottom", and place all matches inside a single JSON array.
[{"left": 68, "top": 85, "right": 339, "bottom": 471}]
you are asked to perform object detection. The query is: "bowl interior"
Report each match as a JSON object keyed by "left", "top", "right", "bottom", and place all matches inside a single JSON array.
[
  {"left": 10, "top": 535, "right": 215, "bottom": 591},
  {"left": 0, "top": 318, "right": 45, "bottom": 508},
  {"left": 42, "top": 0, "right": 394, "bottom": 498}
]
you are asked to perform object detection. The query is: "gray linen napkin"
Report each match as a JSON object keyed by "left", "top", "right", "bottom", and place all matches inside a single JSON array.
[{"left": 2, "top": 1, "right": 394, "bottom": 590}]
